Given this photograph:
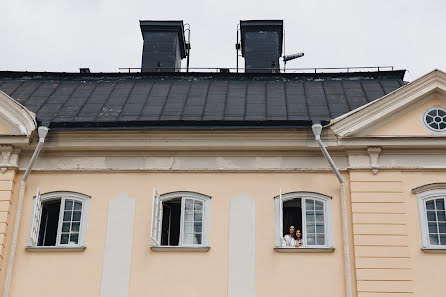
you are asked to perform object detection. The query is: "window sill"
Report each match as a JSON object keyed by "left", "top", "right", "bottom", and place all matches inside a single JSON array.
[
  {"left": 25, "top": 246, "right": 86, "bottom": 252},
  {"left": 150, "top": 246, "right": 210, "bottom": 252},
  {"left": 274, "top": 247, "right": 335, "bottom": 253},
  {"left": 422, "top": 247, "right": 446, "bottom": 254}
]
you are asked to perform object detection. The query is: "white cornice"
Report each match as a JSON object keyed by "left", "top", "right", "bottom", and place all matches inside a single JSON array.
[
  {"left": 330, "top": 69, "right": 446, "bottom": 138},
  {"left": 0, "top": 90, "right": 36, "bottom": 136}
]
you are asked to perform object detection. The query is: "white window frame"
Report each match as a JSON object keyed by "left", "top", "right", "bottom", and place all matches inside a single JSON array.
[
  {"left": 27, "top": 191, "right": 91, "bottom": 248},
  {"left": 415, "top": 187, "right": 446, "bottom": 248},
  {"left": 274, "top": 191, "right": 333, "bottom": 248},
  {"left": 150, "top": 190, "right": 211, "bottom": 247}
]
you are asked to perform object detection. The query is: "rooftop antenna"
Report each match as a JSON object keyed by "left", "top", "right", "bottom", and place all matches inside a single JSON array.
[
  {"left": 283, "top": 53, "right": 304, "bottom": 72},
  {"left": 184, "top": 23, "right": 191, "bottom": 72},
  {"left": 282, "top": 24, "right": 304, "bottom": 72},
  {"left": 235, "top": 23, "right": 241, "bottom": 73}
]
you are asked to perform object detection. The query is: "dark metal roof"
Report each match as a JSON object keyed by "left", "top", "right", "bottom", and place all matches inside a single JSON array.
[{"left": 0, "top": 70, "right": 406, "bottom": 129}]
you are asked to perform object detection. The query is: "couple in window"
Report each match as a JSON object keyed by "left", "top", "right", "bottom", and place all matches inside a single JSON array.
[{"left": 282, "top": 225, "right": 302, "bottom": 247}]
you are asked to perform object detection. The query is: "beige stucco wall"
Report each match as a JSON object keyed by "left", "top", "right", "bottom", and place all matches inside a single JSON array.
[
  {"left": 368, "top": 98, "right": 446, "bottom": 136},
  {"left": 6, "top": 172, "right": 348, "bottom": 297},
  {"left": 404, "top": 171, "right": 446, "bottom": 297}
]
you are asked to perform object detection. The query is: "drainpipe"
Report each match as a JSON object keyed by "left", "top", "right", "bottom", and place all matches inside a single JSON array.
[
  {"left": 3, "top": 126, "right": 48, "bottom": 297},
  {"left": 311, "top": 123, "right": 352, "bottom": 297}
]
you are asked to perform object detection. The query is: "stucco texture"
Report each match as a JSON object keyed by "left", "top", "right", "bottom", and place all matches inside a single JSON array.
[{"left": 7, "top": 172, "right": 347, "bottom": 297}]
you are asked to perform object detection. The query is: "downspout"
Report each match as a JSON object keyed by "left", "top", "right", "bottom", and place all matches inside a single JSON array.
[
  {"left": 3, "top": 126, "right": 48, "bottom": 297},
  {"left": 311, "top": 123, "right": 352, "bottom": 297}
]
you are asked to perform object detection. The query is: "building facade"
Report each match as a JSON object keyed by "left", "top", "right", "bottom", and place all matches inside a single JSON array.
[{"left": 0, "top": 68, "right": 444, "bottom": 297}]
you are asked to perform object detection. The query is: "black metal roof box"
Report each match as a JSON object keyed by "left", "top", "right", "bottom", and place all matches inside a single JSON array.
[
  {"left": 139, "top": 21, "right": 187, "bottom": 58},
  {"left": 239, "top": 20, "right": 283, "bottom": 57}
]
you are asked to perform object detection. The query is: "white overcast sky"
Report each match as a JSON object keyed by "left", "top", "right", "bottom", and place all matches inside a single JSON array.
[{"left": 1, "top": 0, "right": 445, "bottom": 81}]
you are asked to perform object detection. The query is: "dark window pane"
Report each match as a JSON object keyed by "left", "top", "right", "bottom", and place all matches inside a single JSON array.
[
  {"left": 72, "top": 222, "right": 80, "bottom": 232},
  {"left": 63, "top": 211, "right": 72, "bottom": 221},
  {"left": 429, "top": 234, "right": 439, "bottom": 245},
  {"left": 62, "top": 222, "right": 70, "bottom": 232},
  {"left": 72, "top": 211, "right": 81, "bottom": 221},
  {"left": 436, "top": 199, "right": 445, "bottom": 211},
  {"left": 194, "top": 222, "right": 202, "bottom": 232},
  {"left": 64, "top": 200, "right": 73, "bottom": 210},
  {"left": 439, "top": 223, "right": 446, "bottom": 233},
  {"left": 427, "top": 211, "right": 436, "bottom": 221},
  {"left": 440, "top": 234, "right": 446, "bottom": 245},
  {"left": 69, "top": 233, "right": 79, "bottom": 244},
  {"left": 74, "top": 202, "right": 82, "bottom": 210},
  {"left": 426, "top": 201, "right": 435, "bottom": 210},
  {"left": 428, "top": 222, "right": 438, "bottom": 233},
  {"left": 60, "top": 234, "right": 69, "bottom": 244},
  {"left": 438, "top": 211, "right": 446, "bottom": 221}
]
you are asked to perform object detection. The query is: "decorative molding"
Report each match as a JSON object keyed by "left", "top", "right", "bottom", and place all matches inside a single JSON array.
[
  {"left": 412, "top": 183, "right": 446, "bottom": 194},
  {"left": 274, "top": 247, "right": 335, "bottom": 253},
  {"left": 330, "top": 69, "right": 446, "bottom": 138},
  {"left": 150, "top": 246, "right": 210, "bottom": 252},
  {"left": 367, "top": 146, "right": 382, "bottom": 174},
  {"left": 0, "top": 90, "right": 36, "bottom": 136},
  {"left": 0, "top": 145, "right": 19, "bottom": 172}
]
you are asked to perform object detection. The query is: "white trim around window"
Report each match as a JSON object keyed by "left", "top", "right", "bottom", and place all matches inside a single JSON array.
[
  {"left": 414, "top": 184, "right": 446, "bottom": 249},
  {"left": 27, "top": 191, "right": 90, "bottom": 250},
  {"left": 150, "top": 190, "right": 211, "bottom": 250},
  {"left": 274, "top": 191, "right": 334, "bottom": 250}
]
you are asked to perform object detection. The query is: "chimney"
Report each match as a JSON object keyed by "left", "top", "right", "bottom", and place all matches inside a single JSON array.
[
  {"left": 139, "top": 20, "right": 188, "bottom": 72},
  {"left": 239, "top": 20, "right": 283, "bottom": 73}
]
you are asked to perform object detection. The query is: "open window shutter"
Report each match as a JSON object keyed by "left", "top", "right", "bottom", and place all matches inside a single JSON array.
[
  {"left": 150, "top": 188, "right": 162, "bottom": 246},
  {"left": 279, "top": 188, "right": 284, "bottom": 245},
  {"left": 30, "top": 188, "right": 42, "bottom": 246}
]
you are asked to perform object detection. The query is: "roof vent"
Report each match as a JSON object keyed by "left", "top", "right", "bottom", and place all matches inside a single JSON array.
[
  {"left": 79, "top": 68, "right": 90, "bottom": 73},
  {"left": 239, "top": 20, "right": 283, "bottom": 73},
  {"left": 139, "top": 20, "right": 189, "bottom": 72}
]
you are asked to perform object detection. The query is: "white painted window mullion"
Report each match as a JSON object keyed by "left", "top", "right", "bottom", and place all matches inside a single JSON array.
[{"left": 179, "top": 197, "right": 186, "bottom": 246}]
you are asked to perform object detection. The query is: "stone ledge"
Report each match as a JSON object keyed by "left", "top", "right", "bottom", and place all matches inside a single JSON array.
[
  {"left": 25, "top": 246, "right": 86, "bottom": 252},
  {"left": 150, "top": 246, "right": 210, "bottom": 252},
  {"left": 274, "top": 247, "right": 335, "bottom": 253},
  {"left": 421, "top": 247, "right": 446, "bottom": 254}
]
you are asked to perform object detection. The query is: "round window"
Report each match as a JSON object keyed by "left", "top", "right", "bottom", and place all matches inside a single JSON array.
[{"left": 424, "top": 106, "right": 446, "bottom": 132}]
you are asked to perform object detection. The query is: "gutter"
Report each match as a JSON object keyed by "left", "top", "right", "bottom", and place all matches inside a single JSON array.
[
  {"left": 3, "top": 126, "right": 48, "bottom": 297},
  {"left": 311, "top": 123, "right": 353, "bottom": 297}
]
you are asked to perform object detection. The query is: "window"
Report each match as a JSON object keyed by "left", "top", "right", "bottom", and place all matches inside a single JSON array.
[
  {"left": 28, "top": 190, "right": 90, "bottom": 247},
  {"left": 414, "top": 184, "right": 446, "bottom": 248},
  {"left": 151, "top": 190, "right": 210, "bottom": 247},
  {"left": 275, "top": 191, "right": 333, "bottom": 248},
  {"left": 424, "top": 106, "right": 446, "bottom": 132}
]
